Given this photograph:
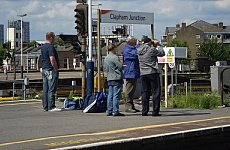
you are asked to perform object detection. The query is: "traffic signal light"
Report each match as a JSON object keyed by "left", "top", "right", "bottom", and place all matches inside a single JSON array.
[
  {"left": 72, "top": 40, "right": 82, "bottom": 54},
  {"left": 74, "top": 4, "right": 88, "bottom": 36},
  {"left": 2, "top": 42, "right": 11, "bottom": 49}
]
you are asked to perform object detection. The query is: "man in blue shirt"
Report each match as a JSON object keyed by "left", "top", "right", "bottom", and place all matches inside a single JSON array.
[
  {"left": 123, "top": 36, "right": 140, "bottom": 113},
  {"left": 41, "top": 32, "right": 61, "bottom": 112}
]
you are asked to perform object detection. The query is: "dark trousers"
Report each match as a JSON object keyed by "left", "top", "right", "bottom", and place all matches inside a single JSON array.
[
  {"left": 141, "top": 73, "right": 161, "bottom": 115},
  {"left": 125, "top": 78, "right": 137, "bottom": 109}
]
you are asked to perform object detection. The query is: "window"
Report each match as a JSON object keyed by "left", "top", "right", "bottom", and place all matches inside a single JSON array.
[
  {"left": 16, "top": 33, "right": 19, "bottom": 38},
  {"left": 195, "top": 34, "right": 200, "bottom": 39},
  {"left": 195, "top": 44, "right": 200, "bottom": 49},
  {"left": 63, "top": 58, "right": 68, "bottom": 68},
  {"left": 16, "top": 42, "right": 19, "bottom": 47},
  {"left": 217, "top": 35, "right": 221, "bottom": 39},
  {"left": 208, "top": 35, "right": 212, "bottom": 39}
]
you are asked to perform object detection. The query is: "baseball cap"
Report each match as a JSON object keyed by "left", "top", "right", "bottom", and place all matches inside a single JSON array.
[{"left": 142, "top": 37, "right": 152, "bottom": 44}]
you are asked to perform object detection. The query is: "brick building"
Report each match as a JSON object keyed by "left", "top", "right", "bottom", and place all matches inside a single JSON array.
[{"left": 165, "top": 20, "right": 230, "bottom": 60}]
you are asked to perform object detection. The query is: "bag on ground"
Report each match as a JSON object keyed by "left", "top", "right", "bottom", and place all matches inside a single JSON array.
[
  {"left": 63, "top": 97, "right": 83, "bottom": 110},
  {"left": 83, "top": 92, "right": 107, "bottom": 113}
]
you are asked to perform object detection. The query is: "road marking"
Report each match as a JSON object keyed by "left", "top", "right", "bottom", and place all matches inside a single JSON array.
[
  {"left": 0, "top": 116, "right": 229, "bottom": 147},
  {"left": 0, "top": 101, "right": 41, "bottom": 107},
  {"left": 52, "top": 124, "right": 230, "bottom": 150},
  {"left": 46, "top": 136, "right": 114, "bottom": 147}
]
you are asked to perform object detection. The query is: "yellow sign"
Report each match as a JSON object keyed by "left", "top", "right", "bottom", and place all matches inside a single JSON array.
[
  {"left": 167, "top": 49, "right": 174, "bottom": 56},
  {"left": 158, "top": 47, "right": 175, "bottom": 63}
]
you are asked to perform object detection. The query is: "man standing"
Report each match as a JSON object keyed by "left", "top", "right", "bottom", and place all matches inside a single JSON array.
[
  {"left": 104, "top": 43, "right": 124, "bottom": 116},
  {"left": 138, "top": 37, "right": 165, "bottom": 116},
  {"left": 41, "top": 32, "right": 61, "bottom": 112},
  {"left": 123, "top": 36, "right": 140, "bottom": 113}
]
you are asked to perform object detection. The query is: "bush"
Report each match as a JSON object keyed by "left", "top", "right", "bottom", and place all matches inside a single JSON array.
[
  {"left": 169, "top": 93, "right": 221, "bottom": 109},
  {"left": 35, "top": 91, "right": 43, "bottom": 99}
]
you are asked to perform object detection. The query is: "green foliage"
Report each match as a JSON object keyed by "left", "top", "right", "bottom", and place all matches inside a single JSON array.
[
  {"left": 35, "top": 91, "right": 43, "bottom": 99},
  {"left": 29, "top": 40, "right": 37, "bottom": 47},
  {"left": 169, "top": 93, "right": 221, "bottom": 109},
  {"left": 121, "top": 92, "right": 126, "bottom": 104},
  {"left": 54, "top": 36, "right": 64, "bottom": 47},
  {"left": 0, "top": 44, "right": 6, "bottom": 65},
  {"left": 168, "top": 39, "right": 188, "bottom": 47},
  {"left": 198, "top": 39, "right": 230, "bottom": 61},
  {"left": 168, "top": 39, "right": 191, "bottom": 64}
]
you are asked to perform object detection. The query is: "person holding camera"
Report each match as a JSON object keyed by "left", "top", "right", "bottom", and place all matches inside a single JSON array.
[{"left": 137, "top": 37, "right": 165, "bottom": 116}]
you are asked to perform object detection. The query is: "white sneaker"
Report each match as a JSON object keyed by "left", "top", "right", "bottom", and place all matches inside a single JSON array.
[{"left": 49, "top": 108, "right": 62, "bottom": 112}]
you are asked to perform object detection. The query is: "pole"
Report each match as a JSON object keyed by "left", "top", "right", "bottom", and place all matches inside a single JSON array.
[
  {"left": 13, "top": 48, "right": 16, "bottom": 80},
  {"left": 13, "top": 82, "right": 15, "bottom": 100},
  {"left": 81, "top": 37, "right": 86, "bottom": 98},
  {"left": 86, "top": 0, "right": 94, "bottom": 95},
  {"left": 88, "top": 0, "right": 92, "bottom": 60},
  {"left": 97, "top": 9, "right": 101, "bottom": 92},
  {"left": 150, "top": 24, "right": 154, "bottom": 40},
  {"left": 27, "top": 52, "right": 29, "bottom": 75},
  {"left": 20, "top": 16, "right": 23, "bottom": 79},
  {"left": 164, "top": 63, "right": 168, "bottom": 108},
  {"left": 131, "top": 24, "right": 134, "bottom": 36},
  {"left": 175, "top": 64, "right": 178, "bottom": 93},
  {"left": 171, "top": 68, "right": 174, "bottom": 97}
]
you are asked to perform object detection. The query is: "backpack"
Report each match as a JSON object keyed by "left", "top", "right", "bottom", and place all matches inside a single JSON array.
[
  {"left": 83, "top": 92, "right": 107, "bottom": 113},
  {"left": 63, "top": 97, "right": 83, "bottom": 110}
]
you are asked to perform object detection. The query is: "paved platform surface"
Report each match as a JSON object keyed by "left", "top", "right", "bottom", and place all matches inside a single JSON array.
[{"left": 0, "top": 101, "right": 229, "bottom": 150}]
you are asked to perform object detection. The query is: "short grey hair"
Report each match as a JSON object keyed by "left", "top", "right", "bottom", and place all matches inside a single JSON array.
[{"left": 126, "top": 35, "right": 137, "bottom": 44}]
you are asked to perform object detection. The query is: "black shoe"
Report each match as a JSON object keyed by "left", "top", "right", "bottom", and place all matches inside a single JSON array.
[
  {"left": 152, "top": 114, "right": 162, "bottom": 117},
  {"left": 113, "top": 113, "right": 125, "bottom": 116},
  {"left": 125, "top": 108, "right": 136, "bottom": 113},
  {"left": 107, "top": 113, "right": 112, "bottom": 116},
  {"left": 142, "top": 113, "right": 148, "bottom": 116}
]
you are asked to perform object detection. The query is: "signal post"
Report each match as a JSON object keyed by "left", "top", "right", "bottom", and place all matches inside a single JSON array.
[{"left": 74, "top": 2, "right": 88, "bottom": 98}]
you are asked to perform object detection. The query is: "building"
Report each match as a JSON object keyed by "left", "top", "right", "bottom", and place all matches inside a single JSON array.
[
  {"left": 165, "top": 20, "right": 230, "bottom": 60},
  {"left": 0, "top": 24, "right": 4, "bottom": 44},
  {"left": 164, "top": 24, "right": 181, "bottom": 45},
  {"left": 7, "top": 20, "right": 30, "bottom": 49}
]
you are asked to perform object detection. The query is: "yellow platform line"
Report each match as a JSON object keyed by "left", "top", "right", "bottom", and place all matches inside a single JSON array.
[{"left": 0, "top": 116, "right": 229, "bottom": 147}]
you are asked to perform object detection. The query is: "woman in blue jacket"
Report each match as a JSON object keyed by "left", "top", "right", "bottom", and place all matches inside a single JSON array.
[{"left": 123, "top": 36, "right": 140, "bottom": 113}]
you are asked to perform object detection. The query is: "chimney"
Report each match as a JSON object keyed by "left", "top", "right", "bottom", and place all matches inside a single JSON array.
[
  {"left": 182, "top": 22, "right": 186, "bottom": 28},
  {"left": 219, "top": 22, "right": 223, "bottom": 29},
  {"left": 176, "top": 24, "right": 180, "bottom": 28}
]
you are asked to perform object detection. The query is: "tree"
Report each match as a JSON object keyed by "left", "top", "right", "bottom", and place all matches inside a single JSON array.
[
  {"left": 0, "top": 44, "right": 6, "bottom": 65},
  {"left": 198, "top": 39, "right": 230, "bottom": 61},
  {"left": 168, "top": 39, "right": 187, "bottom": 47},
  {"left": 168, "top": 39, "right": 190, "bottom": 64},
  {"left": 54, "top": 36, "right": 64, "bottom": 47},
  {"left": 29, "top": 40, "right": 37, "bottom": 47}
]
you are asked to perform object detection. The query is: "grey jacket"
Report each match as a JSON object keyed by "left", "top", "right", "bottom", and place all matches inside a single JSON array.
[
  {"left": 137, "top": 44, "right": 165, "bottom": 75},
  {"left": 104, "top": 52, "right": 124, "bottom": 81}
]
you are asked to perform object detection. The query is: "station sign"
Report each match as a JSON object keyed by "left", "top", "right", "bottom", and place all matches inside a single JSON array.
[
  {"left": 158, "top": 47, "right": 175, "bottom": 64},
  {"left": 100, "top": 10, "right": 154, "bottom": 24}
]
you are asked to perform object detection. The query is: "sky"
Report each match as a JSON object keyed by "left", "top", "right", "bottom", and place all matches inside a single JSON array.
[{"left": 0, "top": 0, "right": 230, "bottom": 41}]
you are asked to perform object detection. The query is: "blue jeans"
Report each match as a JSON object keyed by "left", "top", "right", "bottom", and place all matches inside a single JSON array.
[
  {"left": 107, "top": 85, "right": 122, "bottom": 115},
  {"left": 42, "top": 70, "right": 59, "bottom": 111}
]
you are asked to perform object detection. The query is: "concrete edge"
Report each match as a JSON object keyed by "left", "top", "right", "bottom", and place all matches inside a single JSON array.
[
  {"left": 51, "top": 124, "right": 230, "bottom": 150},
  {"left": 0, "top": 99, "right": 41, "bottom": 104}
]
